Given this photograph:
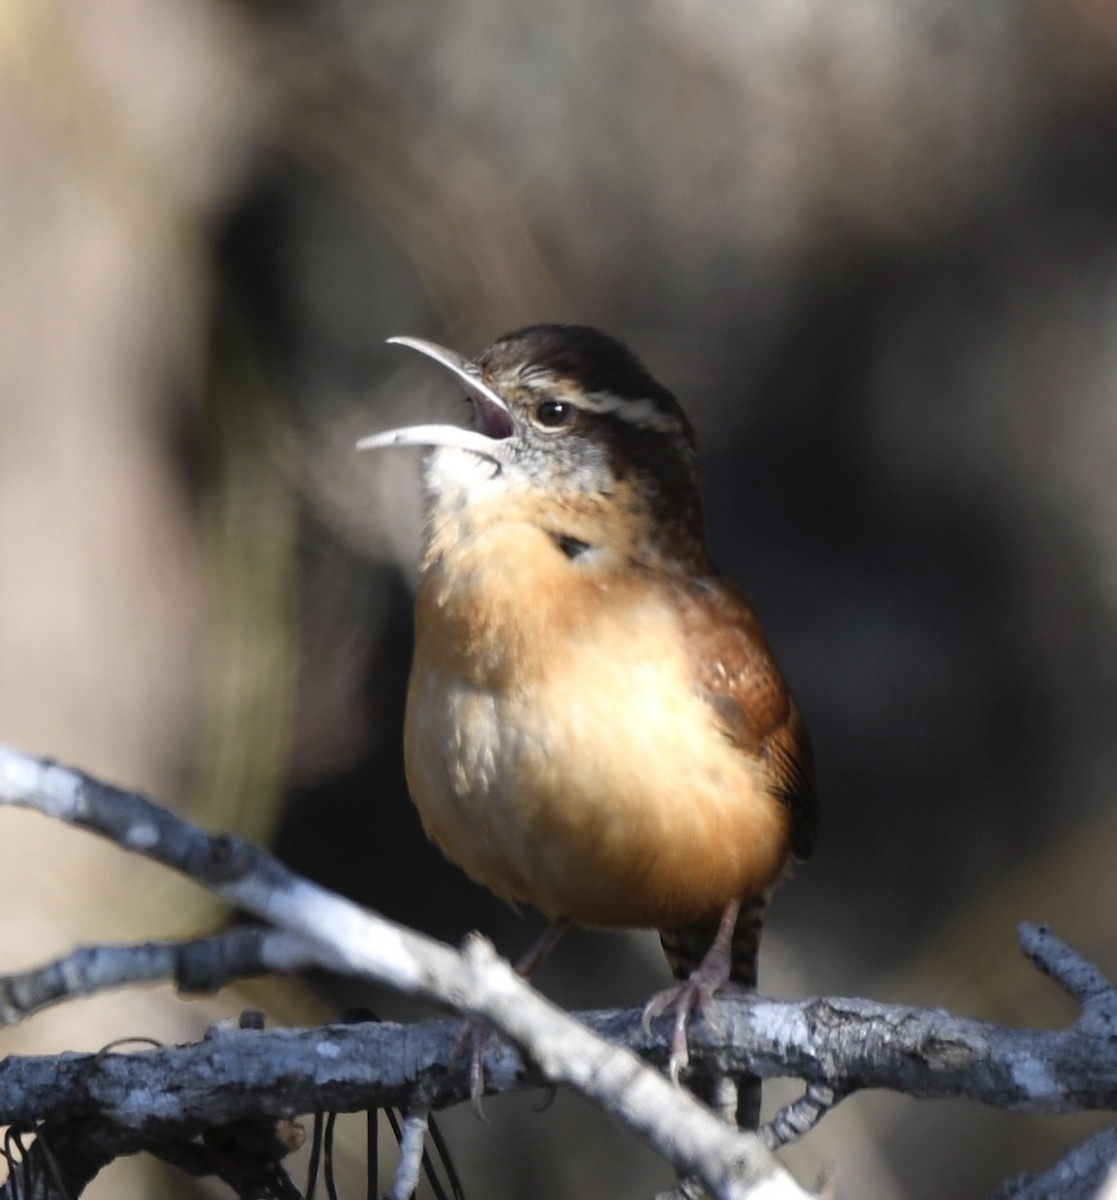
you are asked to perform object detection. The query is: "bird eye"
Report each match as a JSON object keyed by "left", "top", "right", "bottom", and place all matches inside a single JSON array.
[{"left": 534, "top": 399, "right": 576, "bottom": 430}]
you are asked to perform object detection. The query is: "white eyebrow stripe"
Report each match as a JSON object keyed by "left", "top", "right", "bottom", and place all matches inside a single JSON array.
[
  {"left": 582, "top": 391, "right": 682, "bottom": 432},
  {"left": 511, "top": 367, "right": 683, "bottom": 433}
]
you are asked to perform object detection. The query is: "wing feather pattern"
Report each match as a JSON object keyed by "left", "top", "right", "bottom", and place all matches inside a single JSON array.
[{"left": 669, "top": 575, "right": 818, "bottom": 862}]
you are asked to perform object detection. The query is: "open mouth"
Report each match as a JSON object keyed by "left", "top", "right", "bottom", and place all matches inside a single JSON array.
[
  {"left": 357, "top": 336, "right": 514, "bottom": 461},
  {"left": 473, "top": 391, "right": 515, "bottom": 440}
]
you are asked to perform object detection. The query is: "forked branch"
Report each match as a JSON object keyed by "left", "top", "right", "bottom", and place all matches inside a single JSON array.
[{"left": 1, "top": 745, "right": 1116, "bottom": 1200}]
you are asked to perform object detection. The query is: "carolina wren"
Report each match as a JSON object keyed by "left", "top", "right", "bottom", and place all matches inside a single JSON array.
[{"left": 359, "top": 325, "right": 817, "bottom": 1121}]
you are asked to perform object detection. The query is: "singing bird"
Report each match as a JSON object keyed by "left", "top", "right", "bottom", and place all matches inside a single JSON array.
[{"left": 359, "top": 325, "right": 816, "bottom": 1121}]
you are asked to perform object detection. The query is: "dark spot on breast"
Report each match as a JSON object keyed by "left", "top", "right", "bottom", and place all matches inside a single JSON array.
[{"left": 553, "top": 533, "right": 593, "bottom": 560}]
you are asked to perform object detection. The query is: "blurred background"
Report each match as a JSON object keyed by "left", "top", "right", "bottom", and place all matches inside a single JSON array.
[{"left": 2, "top": 0, "right": 1117, "bottom": 1196}]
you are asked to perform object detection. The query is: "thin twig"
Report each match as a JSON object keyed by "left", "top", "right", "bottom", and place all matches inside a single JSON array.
[
  {"left": 0, "top": 928, "right": 313, "bottom": 1027},
  {"left": 0, "top": 744, "right": 811, "bottom": 1200},
  {"left": 988, "top": 1122, "right": 1117, "bottom": 1200},
  {"left": 760, "top": 1085, "right": 842, "bottom": 1151},
  {"left": 6, "top": 746, "right": 1117, "bottom": 1198},
  {"left": 1020, "top": 923, "right": 1117, "bottom": 1029},
  {"left": 384, "top": 1104, "right": 430, "bottom": 1200}
]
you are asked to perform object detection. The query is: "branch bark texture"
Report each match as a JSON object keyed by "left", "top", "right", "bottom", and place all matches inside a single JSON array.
[
  {"left": 0, "top": 745, "right": 808, "bottom": 1200},
  {"left": 1, "top": 745, "right": 1115, "bottom": 1200}
]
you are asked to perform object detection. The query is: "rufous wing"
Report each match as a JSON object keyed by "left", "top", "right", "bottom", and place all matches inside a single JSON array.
[{"left": 670, "top": 575, "right": 818, "bottom": 863}]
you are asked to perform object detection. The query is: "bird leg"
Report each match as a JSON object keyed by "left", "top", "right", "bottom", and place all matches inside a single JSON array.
[
  {"left": 642, "top": 899, "right": 741, "bottom": 1083},
  {"left": 454, "top": 916, "right": 572, "bottom": 1107},
  {"left": 514, "top": 915, "right": 572, "bottom": 979}
]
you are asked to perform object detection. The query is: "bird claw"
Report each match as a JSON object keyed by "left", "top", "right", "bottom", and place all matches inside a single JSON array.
[
  {"left": 642, "top": 949, "right": 732, "bottom": 1083},
  {"left": 446, "top": 918, "right": 573, "bottom": 1116},
  {"left": 641, "top": 980, "right": 701, "bottom": 1082},
  {"left": 448, "top": 1019, "right": 494, "bottom": 1118}
]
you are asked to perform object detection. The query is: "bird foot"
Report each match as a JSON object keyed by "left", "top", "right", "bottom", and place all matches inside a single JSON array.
[
  {"left": 447, "top": 917, "right": 572, "bottom": 1113},
  {"left": 447, "top": 1019, "right": 494, "bottom": 1116},
  {"left": 642, "top": 940, "right": 733, "bottom": 1084}
]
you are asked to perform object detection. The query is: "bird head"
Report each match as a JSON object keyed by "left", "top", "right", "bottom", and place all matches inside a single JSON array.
[{"left": 360, "top": 325, "right": 708, "bottom": 573}]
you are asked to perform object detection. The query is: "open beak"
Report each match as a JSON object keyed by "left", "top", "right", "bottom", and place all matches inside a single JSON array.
[{"left": 356, "top": 336, "right": 514, "bottom": 461}]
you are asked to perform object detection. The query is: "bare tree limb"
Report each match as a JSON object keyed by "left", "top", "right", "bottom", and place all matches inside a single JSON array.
[
  {"left": 0, "top": 744, "right": 810, "bottom": 1200},
  {"left": 384, "top": 1103, "right": 432, "bottom": 1200},
  {"left": 3, "top": 958, "right": 1117, "bottom": 1138},
  {"left": 1021, "top": 922, "right": 1117, "bottom": 1027},
  {"left": 761, "top": 1084, "right": 840, "bottom": 1151},
  {"left": 4, "top": 744, "right": 1117, "bottom": 1198},
  {"left": 989, "top": 1122, "right": 1117, "bottom": 1200},
  {"left": 0, "top": 928, "right": 315, "bottom": 1026},
  {"left": 5, "top": 918, "right": 1114, "bottom": 1120}
]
